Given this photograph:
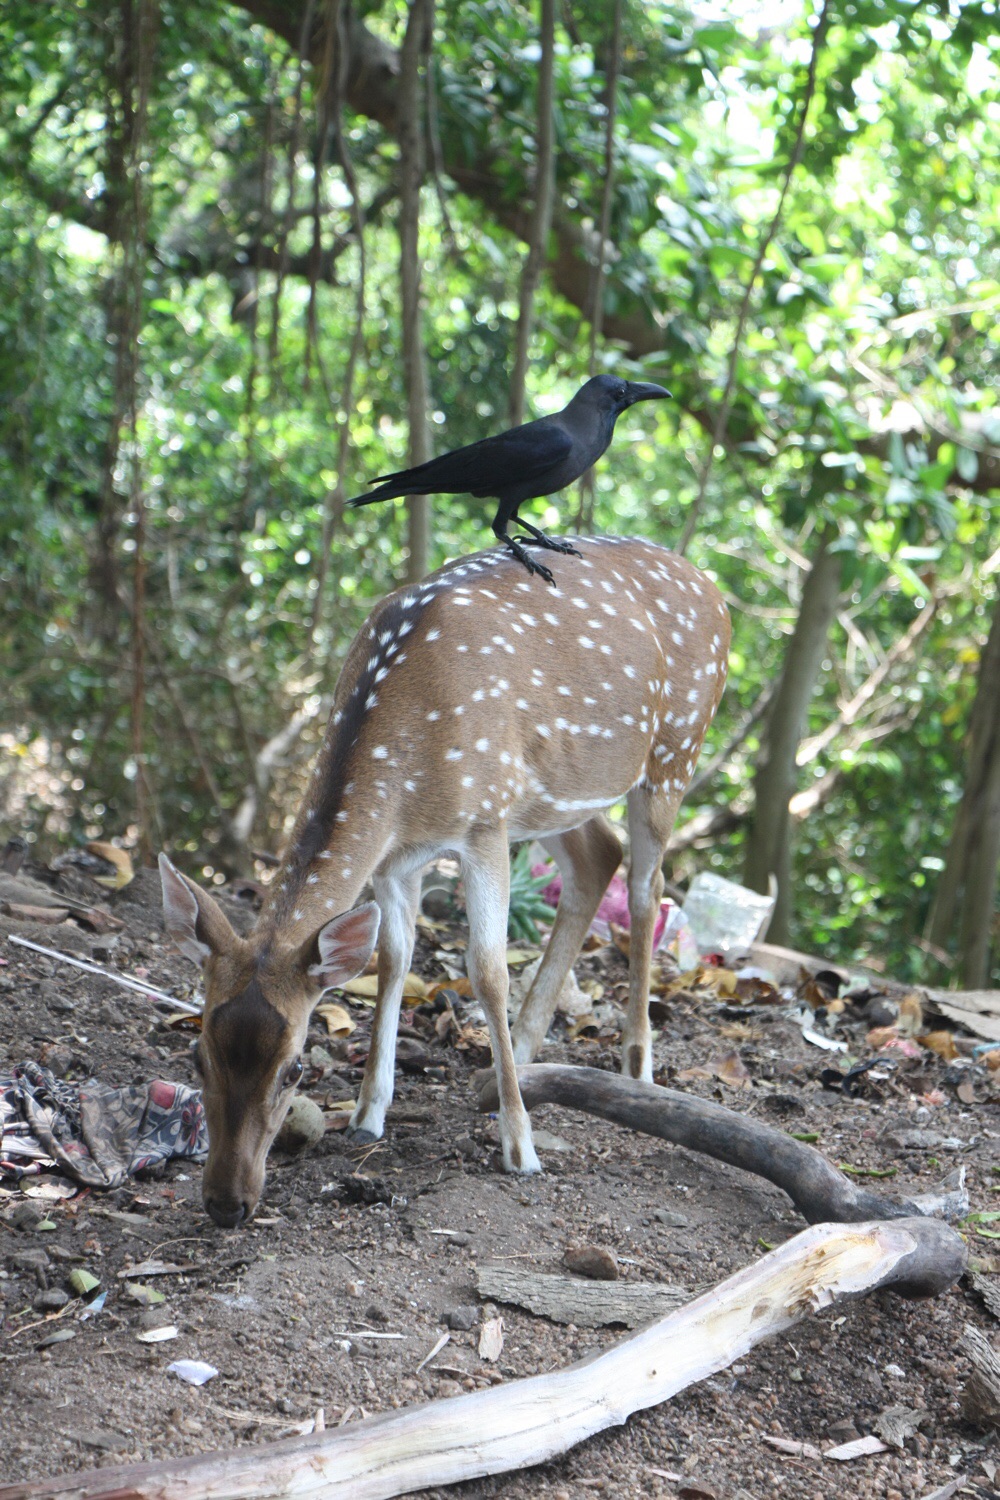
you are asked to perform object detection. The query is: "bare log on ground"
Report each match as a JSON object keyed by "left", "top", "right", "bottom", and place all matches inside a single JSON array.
[
  {"left": 0, "top": 1218, "right": 966, "bottom": 1500},
  {"left": 476, "top": 1263, "right": 688, "bottom": 1327},
  {"left": 477, "top": 1063, "right": 966, "bottom": 1232},
  {"left": 961, "top": 1322, "right": 1000, "bottom": 1428}
]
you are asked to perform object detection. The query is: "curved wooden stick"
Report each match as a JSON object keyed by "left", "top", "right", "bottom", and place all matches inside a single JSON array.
[
  {"left": 476, "top": 1063, "right": 961, "bottom": 1230},
  {"left": 0, "top": 1218, "right": 966, "bottom": 1500}
]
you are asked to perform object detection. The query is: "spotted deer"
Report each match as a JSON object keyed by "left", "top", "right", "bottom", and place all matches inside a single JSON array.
[{"left": 159, "top": 535, "right": 729, "bottom": 1226}]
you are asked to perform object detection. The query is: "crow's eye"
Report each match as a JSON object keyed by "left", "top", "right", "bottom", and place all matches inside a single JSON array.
[{"left": 283, "top": 1057, "right": 304, "bottom": 1089}]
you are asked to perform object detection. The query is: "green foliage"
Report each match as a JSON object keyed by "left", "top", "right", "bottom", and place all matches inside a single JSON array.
[
  {"left": 0, "top": 0, "right": 997, "bottom": 980},
  {"left": 506, "top": 845, "right": 556, "bottom": 944}
]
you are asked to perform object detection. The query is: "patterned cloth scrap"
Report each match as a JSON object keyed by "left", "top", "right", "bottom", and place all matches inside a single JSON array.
[{"left": 0, "top": 1061, "right": 207, "bottom": 1188}]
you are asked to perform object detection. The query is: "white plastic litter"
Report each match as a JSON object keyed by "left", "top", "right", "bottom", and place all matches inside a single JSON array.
[
  {"left": 682, "top": 872, "right": 776, "bottom": 956},
  {"left": 168, "top": 1359, "right": 219, "bottom": 1386}
]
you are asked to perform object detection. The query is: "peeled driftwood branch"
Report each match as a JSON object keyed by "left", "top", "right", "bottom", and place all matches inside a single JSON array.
[
  {"left": 476, "top": 1064, "right": 967, "bottom": 1230},
  {"left": 0, "top": 1218, "right": 966, "bottom": 1500},
  {"left": 476, "top": 1263, "right": 687, "bottom": 1328}
]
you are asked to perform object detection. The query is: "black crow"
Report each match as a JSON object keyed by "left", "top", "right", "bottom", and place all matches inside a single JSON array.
[{"left": 348, "top": 374, "right": 670, "bottom": 582}]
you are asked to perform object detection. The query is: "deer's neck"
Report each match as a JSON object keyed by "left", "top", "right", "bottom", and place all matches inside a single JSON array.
[{"left": 257, "top": 587, "right": 432, "bottom": 942}]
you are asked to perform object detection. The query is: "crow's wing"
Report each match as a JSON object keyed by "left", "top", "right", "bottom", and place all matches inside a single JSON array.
[{"left": 369, "top": 418, "right": 574, "bottom": 497}]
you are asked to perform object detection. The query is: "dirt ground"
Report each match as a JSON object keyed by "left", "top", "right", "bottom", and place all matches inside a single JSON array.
[{"left": 1, "top": 862, "right": 998, "bottom": 1498}]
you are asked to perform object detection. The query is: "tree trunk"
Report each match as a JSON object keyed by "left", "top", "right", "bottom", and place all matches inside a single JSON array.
[
  {"left": 398, "top": 0, "right": 434, "bottom": 584},
  {"left": 743, "top": 524, "right": 843, "bottom": 943},
  {"left": 507, "top": 0, "right": 555, "bottom": 429},
  {"left": 926, "top": 585, "right": 1000, "bottom": 987}
]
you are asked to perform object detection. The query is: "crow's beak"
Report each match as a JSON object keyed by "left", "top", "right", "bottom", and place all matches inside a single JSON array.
[{"left": 625, "top": 381, "right": 671, "bottom": 406}]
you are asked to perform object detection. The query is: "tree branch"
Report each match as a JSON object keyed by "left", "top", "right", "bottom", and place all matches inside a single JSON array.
[{"left": 677, "top": 0, "right": 832, "bottom": 556}]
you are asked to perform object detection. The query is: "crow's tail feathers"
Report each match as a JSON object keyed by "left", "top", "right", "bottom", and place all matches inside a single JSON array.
[{"left": 347, "top": 483, "right": 402, "bottom": 509}]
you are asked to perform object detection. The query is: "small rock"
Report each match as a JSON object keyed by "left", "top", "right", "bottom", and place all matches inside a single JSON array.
[
  {"left": 39, "top": 980, "right": 75, "bottom": 1015},
  {"left": 454, "top": 1136, "right": 479, "bottom": 1159},
  {"left": 9, "top": 1248, "right": 50, "bottom": 1272},
  {"left": 531, "top": 1128, "right": 572, "bottom": 1154},
  {"left": 6, "top": 1202, "right": 45, "bottom": 1232},
  {"left": 274, "top": 1095, "right": 326, "bottom": 1152},
  {"left": 45, "top": 1047, "right": 75, "bottom": 1077},
  {"left": 865, "top": 998, "right": 899, "bottom": 1028},
  {"left": 67, "top": 1428, "right": 128, "bottom": 1452},
  {"left": 139, "top": 1307, "right": 174, "bottom": 1331},
  {"left": 884, "top": 1128, "right": 964, "bottom": 1152},
  {"left": 826, "top": 1418, "right": 861, "bottom": 1445},
  {"left": 444, "top": 1306, "right": 478, "bottom": 1331},
  {"left": 654, "top": 1208, "right": 689, "bottom": 1228},
  {"left": 563, "top": 1244, "right": 619, "bottom": 1281},
  {"left": 760, "top": 1093, "right": 804, "bottom": 1118},
  {"left": 33, "top": 1287, "right": 70, "bottom": 1312},
  {"left": 98, "top": 1002, "right": 125, "bottom": 1027}
]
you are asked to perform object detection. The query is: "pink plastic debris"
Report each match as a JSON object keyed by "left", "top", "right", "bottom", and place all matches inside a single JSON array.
[{"left": 532, "top": 866, "right": 674, "bottom": 951}]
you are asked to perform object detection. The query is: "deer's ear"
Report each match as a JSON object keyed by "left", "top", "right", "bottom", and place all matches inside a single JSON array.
[
  {"left": 159, "top": 853, "right": 237, "bottom": 969},
  {"left": 303, "top": 901, "right": 380, "bottom": 994}
]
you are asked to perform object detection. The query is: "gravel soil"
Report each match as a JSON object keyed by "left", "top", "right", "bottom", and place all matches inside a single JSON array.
[{"left": 1, "top": 864, "right": 998, "bottom": 1498}]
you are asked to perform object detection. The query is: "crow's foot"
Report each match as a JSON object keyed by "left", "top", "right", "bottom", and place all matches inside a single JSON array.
[
  {"left": 501, "top": 534, "right": 556, "bottom": 585},
  {"left": 514, "top": 520, "right": 583, "bottom": 558}
]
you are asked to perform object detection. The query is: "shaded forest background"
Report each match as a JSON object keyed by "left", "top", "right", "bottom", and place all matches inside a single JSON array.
[{"left": 1, "top": 0, "right": 998, "bottom": 987}]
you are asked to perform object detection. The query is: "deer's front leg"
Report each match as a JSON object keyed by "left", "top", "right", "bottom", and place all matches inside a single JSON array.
[
  {"left": 348, "top": 867, "right": 421, "bottom": 1144},
  {"left": 463, "top": 834, "right": 541, "bottom": 1174}
]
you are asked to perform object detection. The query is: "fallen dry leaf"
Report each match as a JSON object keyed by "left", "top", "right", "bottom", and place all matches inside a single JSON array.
[
  {"left": 676, "top": 1049, "right": 751, "bottom": 1089},
  {"left": 341, "top": 974, "right": 379, "bottom": 999},
  {"left": 316, "top": 1002, "right": 355, "bottom": 1039},
  {"left": 86, "top": 841, "right": 134, "bottom": 888},
  {"left": 505, "top": 948, "right": 536, "bottom": 967},
  {"left": 1, "top": 902, "right": 70, "bottom": 924},
  {"left": 478, "top": 1316, "right": 504, "bottom": 1362},
  {"left": 734, "top": 975, "right": 781, "bottom": 1005},
  {"left": 897, "top": 992, "right": 925, "bottom": 1035},
  {"left": 918, "top": 1030, "right": 959, "bottom": 1062},
  {"left": 163, "top": 1011, "right": 203, "bottom": 1030},
  {"left": 566, "top": 1013, "right": 601, "bottom": 1041},
  {"left": 712, "top": 1049, "right": 751, "bottom": 1088},
  {"left": 428, "top": 976, "right": 474, "bottom": 1002},
  {"left": 718, "top": 1020, "right": 756, "bottom": 1043},
  {"left": 342, "top": 972, "right": 427, "bottom": 1002}
]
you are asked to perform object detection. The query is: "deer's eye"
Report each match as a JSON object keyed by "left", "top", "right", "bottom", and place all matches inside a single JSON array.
[{"left": 283, "top": 1058, "right": 304, "bottom": 1089}]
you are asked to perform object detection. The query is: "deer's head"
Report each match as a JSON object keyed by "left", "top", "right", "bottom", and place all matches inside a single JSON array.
[{"left": 158, "top": 855, "right": 379, "bottom": 1228}]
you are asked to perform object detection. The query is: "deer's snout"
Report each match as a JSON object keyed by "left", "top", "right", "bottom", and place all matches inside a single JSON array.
[{"left": 204, "top": 1191, "right": 253, "bottom": 1229}]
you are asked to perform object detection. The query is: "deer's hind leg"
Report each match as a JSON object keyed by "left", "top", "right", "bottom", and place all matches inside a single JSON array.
[
  {"left": 621, "top": 784, "right": 685, "bottom": 1083},
  {"left": 511, "top": 817, "right": 622, "bottom": 1063},
  {"left": 348, "top": 865, "right": 422, "bottom": 1144}
]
